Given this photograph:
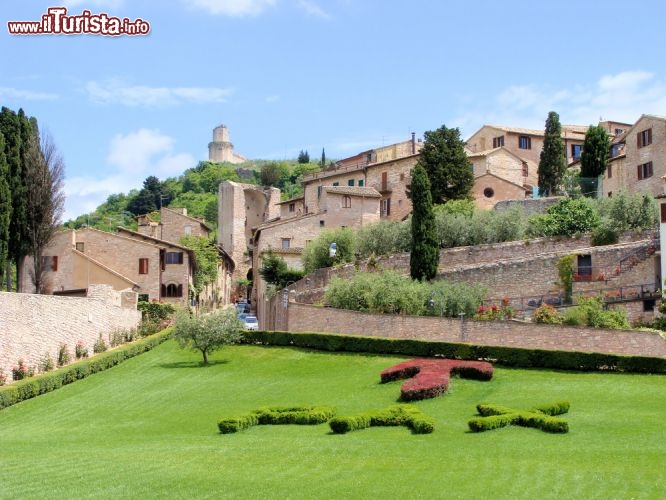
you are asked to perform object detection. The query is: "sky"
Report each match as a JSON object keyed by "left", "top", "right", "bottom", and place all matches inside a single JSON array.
[{"left": 3, "top": 0, "right": 666, "bottom": 221}]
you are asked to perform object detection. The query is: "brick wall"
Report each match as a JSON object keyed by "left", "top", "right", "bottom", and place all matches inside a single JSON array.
[
  {"left": 284, "top": 303, "right": 666, "bottom": 358},
  {"left": 0, "top": 285, "right": 141, "bottom": 380}
]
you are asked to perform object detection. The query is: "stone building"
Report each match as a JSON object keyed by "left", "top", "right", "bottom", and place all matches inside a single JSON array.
[
  {"left": 23, "top": 207, "right": 234, "bottom": 308},
  {"left": 208, "top": 124, "right": 248, "bottom": 164},
  {"left": 601, "top": 114, "right": 666, "bottom": 198}
]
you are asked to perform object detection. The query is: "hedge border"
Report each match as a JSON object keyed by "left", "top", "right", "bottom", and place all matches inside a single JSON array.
[
  {"left": 0, "top": 328, "right": 172, "bottom": 411},
  {"left": 329, "top": 404, "right": 434, "bottom": 435},
  {"left": 241, "top": 330, "right": 666, "bottom": 374},
  {"left": 468, "top": 401, "right": 570, "bottom": 433},
  {"left": 218, "top": 405, "right": 336, "bottom": 434}
]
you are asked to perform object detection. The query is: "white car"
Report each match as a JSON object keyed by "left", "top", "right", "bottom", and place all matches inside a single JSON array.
[{"left": 243, "top": 315, "right": 259, "bottom": 330}]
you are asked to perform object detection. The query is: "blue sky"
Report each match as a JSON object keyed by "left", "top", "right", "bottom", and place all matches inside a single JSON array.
[{"left": 3, "top": 0, "right": 666, "bottom": 220}]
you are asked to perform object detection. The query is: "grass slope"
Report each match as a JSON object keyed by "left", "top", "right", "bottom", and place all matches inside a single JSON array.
[{"left": 0, "top": 340, "right": 664, "bottom": 499}]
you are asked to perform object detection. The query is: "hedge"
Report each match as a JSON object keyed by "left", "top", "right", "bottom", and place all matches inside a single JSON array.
[
  {"left": 218, "top": 405, "right": 336, "bottom": 434},
  {"left": 241, "top": 330, "right": 666, "bottom": 374},
  {"left": 468, "top": 402, "right": 570, "bottom": 433},
  {"left": 329, "top": 404, "right": 434, "bottom": 435},
  {"left": 0, "top": 328, "right": 172, "bottom": 411}
]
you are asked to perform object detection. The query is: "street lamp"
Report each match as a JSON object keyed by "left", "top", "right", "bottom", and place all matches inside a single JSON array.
[
  {"left": 329, "top": 242, "right": 337, "bottom": 259},
  {"left": 428, "top": 291, "right": 444, "bottom": 317}
]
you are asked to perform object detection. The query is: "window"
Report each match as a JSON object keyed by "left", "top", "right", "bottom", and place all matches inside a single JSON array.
[
  {"left": 184, "top": 224, "right": 192, "bottom": 236},
  {"left": 358, "top": 179, "right": 364, "bottom": 187},
  {"left": 347, "top": 179, "right": 354, "bottom": 187},
  {"left": 662, "top": 203, "right": 666, "bottom": 223},
  {"left": 41, "top": 256, "right": 58, "bottom": 272},
  {"left": 317, "top": 186, "right": 322, "bottom": 198},
  {"left": 381, "top": 172, "right": 388, "bottom": 191},
  {"left": 288, "top": 203, "right": 295, "bottom": 213},
  {"left": 522, "top": 163, "right": 528, "bottom": 177},
  {"left": 320, "top": 220, "right": 325, "bottom": 227},
  {"left": 492, "top": 136, "right": 504, "bottom": 148},
  {"left": 637, "top": 128, "right": 652, "bottom": 148},
  {"left": 483, "top": 187, "right": 494, "bottom": 198},
  {"left": 571, "top": 144, "right": 582, "bottom": 159},
  {"left": 161, "top": 283, "right": 183, "bottom": 298},
  {"left": 381, "top": 198, "right": 391, "bottom": 217},
  {"left": 399, "top": 173, "right": 405, "bottom": 181},
  {"left": 165, "top": 251, "right": 183, "bottom": 264},
  {"left": 342, "top": 195, "right": 351, "bottom": 208},
  {"left": 518, "top": 136, "right": 531, "bottom": 149},
  {"left": 281, "top": 238, "right": 290, "bottom": 249},
  {"left": 75, "top": 242, "right": 84, "bottom": 252},
  {"left": 139, "top": 258, "right": 149, "bottom": 274},
  {"left": 305, "top": 240, "right": 312, "bottom": 247},
  {"left": 138, "top": 294, "right": 149, "bottom": 302},
  {"left": 637, "top": 161, "right": 653, "bottom": 180},
  {"left": 643, "top": 299, "right": 656, "bottom": 312},
  {"left": 607, "top": 165, "right": 612, "bottom": 179},
  {"left": 332, "top": 182, "right": 339, "bottom": 187}
]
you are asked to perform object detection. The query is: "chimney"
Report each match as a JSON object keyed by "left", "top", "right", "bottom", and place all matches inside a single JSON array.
[{"left": 411, "top": 132, "right": 416, "bottom": 154}]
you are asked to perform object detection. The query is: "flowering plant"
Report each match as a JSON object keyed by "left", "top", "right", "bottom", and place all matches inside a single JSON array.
[{"left": 12, "top": 359, "right": 33, "bottom": 381}]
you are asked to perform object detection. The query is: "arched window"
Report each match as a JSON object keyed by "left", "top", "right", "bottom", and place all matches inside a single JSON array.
[
  {"left": 163, "top": 283, "right": 183, "bottom": 298},
  {"left": 342, "top": 195, "right": 352, "bottom": 208}
]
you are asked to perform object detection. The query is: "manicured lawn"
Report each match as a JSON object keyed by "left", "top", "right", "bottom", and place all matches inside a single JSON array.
[{"left": 0, "top": 340, "right": 665, "bottom": 499}]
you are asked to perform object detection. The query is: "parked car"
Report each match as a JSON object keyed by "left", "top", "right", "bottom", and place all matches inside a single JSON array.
[
  {"left": 243, "top": 315, "right": 259, "bottom": 330},
  {"left": 237, "top": 313, "right": 248, "bottom": 322}
]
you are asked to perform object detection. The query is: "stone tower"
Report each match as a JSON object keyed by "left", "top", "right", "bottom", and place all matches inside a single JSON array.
[{"left": 208, "top": 124, "right": 248, "bottom": 164}]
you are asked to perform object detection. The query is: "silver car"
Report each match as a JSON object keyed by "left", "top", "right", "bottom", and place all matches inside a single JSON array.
[{"left": 243, "top": 315, "right": 258, "bottom": 330}]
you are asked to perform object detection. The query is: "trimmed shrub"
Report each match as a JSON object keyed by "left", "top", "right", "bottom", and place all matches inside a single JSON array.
[
  {"left": 532, "top": 304, "right": 563, "bottom": 324},
  {"left": 330, "top": 405, "right": 434, "bottom": 435},
  {"left": 57, "top": 344, "right": 71, "bottom": 367},
  {"left": 380, "top": 359, "right": 493, "bottom": 401},
  {"left": 40, "top": 353, "right": 55, "bottom": 373},
  {"left": 93, "top": 334, "right": 107, "bottom": 354},
  {"left": 75, "top": 341, "right": 88, "bottom": 359},
  {"left": 468, "top": 402, "right": 570, "bottom": 433},
  {"left": 218, "top": 406, "right": 336, "bottom": 434},
  {"left": 217, "top": 414, "right": 259, "bottom": 434}
]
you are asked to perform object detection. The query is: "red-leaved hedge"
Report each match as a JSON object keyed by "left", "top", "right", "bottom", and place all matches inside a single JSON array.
[{"left": 380, "top": 359, "right": 493, "bottom": 401}]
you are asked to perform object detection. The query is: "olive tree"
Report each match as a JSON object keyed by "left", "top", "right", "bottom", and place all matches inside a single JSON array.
[{"left": 172, "top": 308, "right": 243, "bottom": 364}]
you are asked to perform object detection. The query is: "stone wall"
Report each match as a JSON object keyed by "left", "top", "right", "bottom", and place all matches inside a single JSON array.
[
  {"left": 0, "top": 285, "right": 141, "bottom": 380},
  {"left": 284, "top": 303, "right": 666, "bottom": 358}
]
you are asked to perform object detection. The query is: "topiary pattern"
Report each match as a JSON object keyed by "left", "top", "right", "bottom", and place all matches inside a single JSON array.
[
  {"left": 380, "top": 359, "right": 493, "bottom": 401},
  {"left": 468, "top": 401, "right": 570, "bottom": 433},
  {"left": 218, "top": 405, "right": 336, "bottom": 434}
]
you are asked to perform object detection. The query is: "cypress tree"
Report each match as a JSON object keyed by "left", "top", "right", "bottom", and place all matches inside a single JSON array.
[
  {"left": 537, "top": 111, "right": 567, "bottom": 197},
  {"left": 0, "top": 133, "right": 10, "bottom": 285},
  {"left": 580, "top": 124, "right": 611, "bottom": 178},
  {"left": 320, "top": 148, "right": 326, "bottom": 168},
  {"left": 0, "top": 107, "right": 27, "bottom": 290},
  {"left": 410, "top": 164, "right": 439, "bottom": 281}
]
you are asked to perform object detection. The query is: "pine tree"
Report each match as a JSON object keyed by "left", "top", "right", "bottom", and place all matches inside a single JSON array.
[
  {"left": 297, "top": 150, "right": 310, "bottom": 164},
  {"left": 413, "top": 125, "right": 473, "bottom": 204},
  {"left": 410, "top": 164, "right": 439, "bottom": 281},
  {"left": 538, "top": 111, "right": 567, "bottom": 197}
]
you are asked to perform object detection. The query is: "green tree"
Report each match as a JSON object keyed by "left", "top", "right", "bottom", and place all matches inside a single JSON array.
[
  {"left": 297, "top": 150, "right": 310, "bottom": 164},
  {"left": 259, "top": 248, "right": 305, "bottom": 289},
  {"left": 180, "top": 235, "right": 219, "bottom": 297},
  {"left": 172, "top": 308, "right": 243, "bottom": 364},
  {"left": 580, "top": 125, "right": 610, "bottom": 178},
  {"left": 320, "top": 148, "right": 326, "bottom": 168},
  {"left": 0, "top": 133, "right": 9, "bottom": 285},
  {"left": 0, "top": 107, "right": 28, "bottom": 290},
  {"left": 413, "top": 124, "right": 473, "bottom": 204},
  {"left": 126, "top": 176, "right": 173, "bottom": 215},
  {"left": 538, "top": 111, "right": 567, "bottom": 196},
  {"left": 410, "top": 163, "right": 439, "bottom": 281},
  {"left": 527, "top": 197, "right": 600, "bottom": 237},
  {"left": 259, "top": 162, "right": 285, "bottom": 187},
  {"left": 302, "top": 227, "right": 355, "bottom": 274}
]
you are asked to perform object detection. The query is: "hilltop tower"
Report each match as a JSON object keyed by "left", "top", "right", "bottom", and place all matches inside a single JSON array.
[{"left": 208, "top": 124, "right": 248, "bottom": 164}]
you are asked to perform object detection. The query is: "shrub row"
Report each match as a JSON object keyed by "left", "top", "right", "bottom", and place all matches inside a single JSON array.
[
  {"left": 329, "top": 405, "right": 434, "bottom": 435},
  {"left": 0, "top": 329, "right": 172, "bottom": 411},
  {"left": 380, "top": 359, "right": 493, "bottom": 401},
  {"left": 218, "top": 405, "right": 336, "bottom": 434},
  {"left": 468, "top": 402, "right": 570, "bottom": 433},
  {"left": 241, "top": 331, "right": 666, "bottom": 374}
]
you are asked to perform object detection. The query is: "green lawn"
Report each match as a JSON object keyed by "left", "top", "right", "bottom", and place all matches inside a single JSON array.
[{"left": 0, "top": 340, "right": 664, "bottom": 499}]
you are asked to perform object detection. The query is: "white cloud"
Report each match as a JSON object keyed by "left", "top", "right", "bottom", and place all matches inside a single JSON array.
[
  {"left": 63, "top": 129, "right": 195, "bottom": 220},
  {"left": 296, "top": 0, "right": 330, "bottom": 19},
  {"left": 454, "top": 70, "right": 666, "bottom": 137},
  {"left": 85, "top": 79, "right": 233, "bottom": 107},
  {"left": 0, "top": 87, "right": 58, "bottom": 101},
  {"left": 188, "top": 0, "right": 276, "bottom": 16}
]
